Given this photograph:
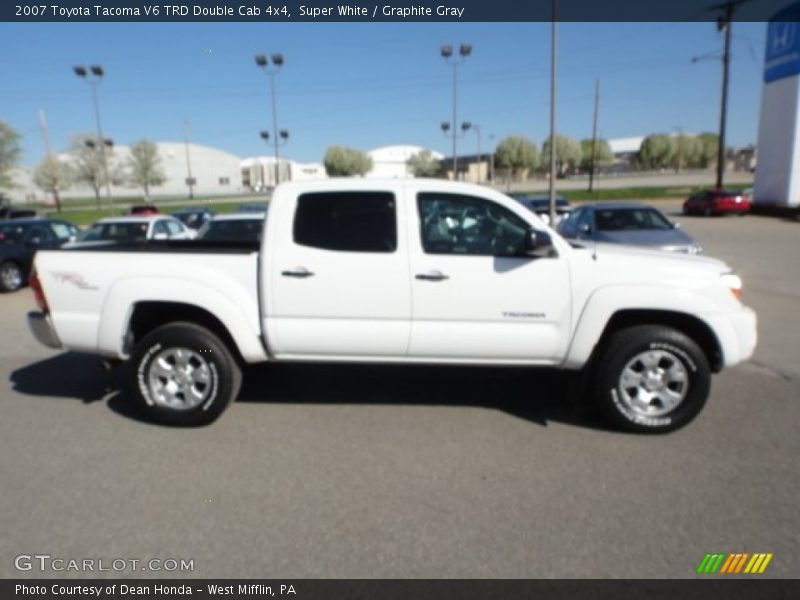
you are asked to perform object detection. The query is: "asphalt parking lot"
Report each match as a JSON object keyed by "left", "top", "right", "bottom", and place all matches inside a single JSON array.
[{"left": 0, "top": 201, "right": 798, "bottom": 579}]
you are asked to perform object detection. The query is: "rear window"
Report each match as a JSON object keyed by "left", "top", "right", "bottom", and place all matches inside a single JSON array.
[{"left": 293, "top": 192, "right": 397, "bottom": 253}]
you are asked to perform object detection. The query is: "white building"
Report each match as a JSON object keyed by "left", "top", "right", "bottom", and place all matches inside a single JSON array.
[
  {"left": 54, "top": 141, "right": 244, "bottom": 200},
  {"left": 240, "top": 156, "right": 327, "bottom": 190},
  {"left": 366, "top": 145, "right": 444, "bottom": 179}
]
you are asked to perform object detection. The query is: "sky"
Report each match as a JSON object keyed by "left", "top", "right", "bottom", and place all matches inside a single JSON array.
[{"left": 1, "top": 21, "right": 768, "bottom": 167}]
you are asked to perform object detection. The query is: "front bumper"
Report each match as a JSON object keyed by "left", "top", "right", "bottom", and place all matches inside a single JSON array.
[
  {"left": 706, "top": 306, "right": 757, "bottom": 369},
  {"left": 28, "top": 311, "right": 62, "bottom": 349}
]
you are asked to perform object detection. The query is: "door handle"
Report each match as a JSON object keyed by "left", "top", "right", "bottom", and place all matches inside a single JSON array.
[
  {"left": 281, "top": 267, "right": 314, "bottom": 278},
  {"left": 415, "top": 270, "right": 449, "bottom": 281}
]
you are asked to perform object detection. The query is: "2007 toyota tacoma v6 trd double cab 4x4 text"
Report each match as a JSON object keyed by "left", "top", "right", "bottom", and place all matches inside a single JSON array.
[{"left": 27, "top": 179, "right": 757, "bottom": 432}]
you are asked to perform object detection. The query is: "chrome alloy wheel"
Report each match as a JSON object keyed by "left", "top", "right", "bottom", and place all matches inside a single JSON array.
[
  {"left": 147, "top": 347, "right": 212, "bottom": 410},
  {"left": 617, "top": 349, "right": 689, "bottom": 418},
  {"left": 1, "top": 263, "right": 22, "bottom": 291}
]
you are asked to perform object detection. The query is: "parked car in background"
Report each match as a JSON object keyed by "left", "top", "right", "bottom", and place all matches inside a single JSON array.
[
  {"left": 237, "top": 202, "right": 269, "bottom": 213},
  {"left": 129, "top": 203, "right": 160, "bottom": 216},
  {"left": 76, "top": 216, "right": 195, "bottom": 247},
  {"left": 0, "top": 218, "right": 80, "bottom": 292},
  {"left": 683, "top": 189, "right": 751, "bottom": 216},
  {"left": 197, "top": 213, "right": 265, "bottom": 243},
  {"left": 558, "top": 203, "right": 702, "bottom": 254},
  {"left": 0, "top": 206, "right": 38, "bottom": 219},
  {"left": 512, "top": 194, "right": 573, "bottom": 225},
  {"left": 172, "top": 206, "right": 215, "bottom": 230}
]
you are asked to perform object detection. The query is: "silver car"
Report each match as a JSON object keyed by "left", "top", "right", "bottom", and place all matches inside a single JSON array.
[{"left": 557, "top": 202, "right": 702, "bottom": 254}]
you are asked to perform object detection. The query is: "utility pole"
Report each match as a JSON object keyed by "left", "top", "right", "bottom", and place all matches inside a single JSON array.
[
  {"left": 716, "top": 1, "right": 734, "bottom": 189},
  {"left": 548, "top": 0, "right": 558, "bottom": 225},
  {"left": 588, "top": 79, "right": 600, "bottom": 193},
  {"left": 183, "top": 120, "right": 194, "bottom": 200},
  {"left": 38, "top": 109, "right": 61, "bottom": 212}
]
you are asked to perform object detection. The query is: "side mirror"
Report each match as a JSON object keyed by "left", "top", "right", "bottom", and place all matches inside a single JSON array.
[
  {"left": 152, "top": 232, "right": 168, "bottom": 241},
  {"left": 673, "top": 221, "right": 682, "bottom": 229},
  {"left": 578, "top": 223, "right": 592, "bottom": 234},
  {"left": 524, "top": 230, "right": 556, "bottom": 258}
]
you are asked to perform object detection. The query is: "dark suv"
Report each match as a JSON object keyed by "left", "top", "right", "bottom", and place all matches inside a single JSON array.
[{"left": 0, "top": 218, "right": 80, "bottom": 292}]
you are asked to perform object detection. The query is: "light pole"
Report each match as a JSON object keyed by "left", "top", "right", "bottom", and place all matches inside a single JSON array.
[
  {"left": 255, "top": 53, "right": 285, "bottom": 186},
  {"left": 440, "top": 121, "right": 472, "bottom": 181},
  {"left": 441, "top": 43, "right": 471, "bottom": 179},
  {"left": 471, "top": 123, "right": 482, "bottom": 183},
  {"left": 74, "top": 64, "right": 112, "bottom": 209},
  {"left": 548, "top": 1, "right": 558, "bottom": 226},
  {"left": 259, "top": 130, "right": 289, "bottom": 188},
  {"left": 183, "top": 120, "right": 195, "bottom": 199}
]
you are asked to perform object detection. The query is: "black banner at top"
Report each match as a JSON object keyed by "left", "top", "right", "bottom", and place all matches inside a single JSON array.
[{"left": 2, "top": 0, "right": 798, "bottom": 22}]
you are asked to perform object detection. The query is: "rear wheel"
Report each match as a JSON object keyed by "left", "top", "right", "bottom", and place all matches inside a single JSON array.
[
  {"left": 129, "top": 322, "right": 242, "bottom": 426},
  {"left": 0, "top": 261, "right": 24, "bottom": 292},
  {"left": 592, "top": 325, "right": 711, "bottom": 433}
]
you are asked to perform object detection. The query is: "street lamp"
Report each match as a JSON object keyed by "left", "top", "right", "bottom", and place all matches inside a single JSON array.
[
  {"left": 441, "top": 43, "right": 471, "bottom": 178},
  {"left": 440, "top": 121, "right": 472, "bottom": 181},
  {"left": 259, "top": 130, "right": 289, "bottom": 189},
  {"left": 255, "top": 52, "right": 285, "bottom": 186},
  {"left": 74, "top": 63, "right": 112, "bottom": 208}
]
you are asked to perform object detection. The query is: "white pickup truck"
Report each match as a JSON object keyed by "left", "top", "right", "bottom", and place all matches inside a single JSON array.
[{"left": 27, "top": 179, "right": 757, "bottom": 432}]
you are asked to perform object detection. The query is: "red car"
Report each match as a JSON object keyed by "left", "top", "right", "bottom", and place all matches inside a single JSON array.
[
  {"left": 683, "top": 189, "right": 751, "bottom": 216},
  {"left": 129, "top": 203, "right": 159, "bottom": 216}
]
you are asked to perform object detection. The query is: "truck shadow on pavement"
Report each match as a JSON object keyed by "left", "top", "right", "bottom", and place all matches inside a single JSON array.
[{"left": 9, "top": 352, "right": 608, "bottom": 431}]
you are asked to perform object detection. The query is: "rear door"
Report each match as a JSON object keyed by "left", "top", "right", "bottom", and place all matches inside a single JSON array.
[
  {"left": 266, "top": 188, "right": 411, "bottom": 358},
  {"left": 406, "top": 190, "right": 571, "bottom": 362}
]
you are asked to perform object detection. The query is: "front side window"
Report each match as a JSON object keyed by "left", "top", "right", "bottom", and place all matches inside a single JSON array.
[
  {"left": 417, "top": 193, "right": 529, "bottom": 256},
  {"left": 293, "top": 192, "right": 397, "bottom": 253}
]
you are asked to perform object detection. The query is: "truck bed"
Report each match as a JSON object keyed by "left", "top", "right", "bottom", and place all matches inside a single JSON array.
[{"left": 61, "top": 239, "right": 261, "bottom": 254}]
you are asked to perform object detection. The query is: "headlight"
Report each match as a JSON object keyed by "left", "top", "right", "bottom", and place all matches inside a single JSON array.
[{"left": 720, "top": 272, "right": 743, "bottom": 301}]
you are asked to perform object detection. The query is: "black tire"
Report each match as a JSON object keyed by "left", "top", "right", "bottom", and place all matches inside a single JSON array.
[
  {"left": 592, "top": 325, "right": 711, "bottom": 433},
  {"left": 129, "top": 322, "right": 242, "bottom": 426},
  {"left": 0, "top": 261, "right": 24, "bottom": 293}
]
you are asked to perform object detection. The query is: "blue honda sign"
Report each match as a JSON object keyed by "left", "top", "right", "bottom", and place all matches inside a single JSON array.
[{"left": 765, "top": 3, "right": 800, "bottom": 83}]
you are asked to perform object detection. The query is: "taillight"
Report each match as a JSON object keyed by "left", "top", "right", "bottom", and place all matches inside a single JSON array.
[{"left": 29, "top": 267, "right": 49, "bottom": 313}]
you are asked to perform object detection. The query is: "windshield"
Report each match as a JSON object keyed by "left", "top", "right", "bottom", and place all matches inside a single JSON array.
[
  {"left": 197, "top": 219, "right": 263, "bottom": 242},
  {"left": 82, "top": 222, "right": 149, "bottom": 242},
  {"left": 595, "top": 208, "right": 672, "bottom": 231}
]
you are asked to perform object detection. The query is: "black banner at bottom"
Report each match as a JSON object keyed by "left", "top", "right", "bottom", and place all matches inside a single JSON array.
[{"left": 3, "top": 579, "right": 799, "bottom": 600}]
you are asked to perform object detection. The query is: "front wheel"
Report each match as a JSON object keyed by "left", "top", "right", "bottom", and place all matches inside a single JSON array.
[
  {"left": 129, "top": 322, "right": 242, "bottom": 426},
  {"left": 592, "top": 325, "right": 711, "bottom": 433}
]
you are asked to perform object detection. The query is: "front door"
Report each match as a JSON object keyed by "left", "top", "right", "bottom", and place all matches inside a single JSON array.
[{"left": 407, "top": 191, "right": 571, "bottom": 362}]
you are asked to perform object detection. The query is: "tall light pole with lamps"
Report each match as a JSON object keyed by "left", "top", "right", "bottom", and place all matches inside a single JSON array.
[
  {"left": 255, "top": 53, "right": 285, "bottom": 186},
  {"left": 74, "top": 64, "right": 112, "bottom": 208},
  {"left": 441, "top": 43, "right": 471, "bottom": 179},
  {"left": 259, "top": 130, "right": 289, "bottom": 189}
]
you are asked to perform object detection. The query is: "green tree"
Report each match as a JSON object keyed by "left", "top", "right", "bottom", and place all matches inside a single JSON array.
[
  {"left": 0, "top": 121, "right": 22, "bottom": 191},
  {"left": 69, "top": 134, "right": 122, "bottom": 206},
  {"left": 33, "top": 156, "right": 73, "bottom": 210},
  {"left": 696, "top": 132, "right": 720, "bottom": 169},
  {"left": 324, "top": 146, "right": 373, "bottom": 177},
  {"left": 671, "top": 134, "right": 702, "bottom": 172},
  {"left": 579, "top": 138, "right": 613, "bottom": 170},
  {"left": 636, "top": 134, "right": 674, "bottom": 170},
  {"left": 406, "top": 149, "right": 441, "bottom": 177},
  {"left": 541, "top": 134, "right": 582, "bottom": 175},
  {"left": 127, "top": 139, "right": 166, "bottom": 198},
  {"left": 494, "top": 135, "right": 539, "bottom": 182}
]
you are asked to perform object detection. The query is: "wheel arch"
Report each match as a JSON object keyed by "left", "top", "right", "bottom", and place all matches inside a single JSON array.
[{"left": 592, "top": 309, "right": 723, "bottom": 373}]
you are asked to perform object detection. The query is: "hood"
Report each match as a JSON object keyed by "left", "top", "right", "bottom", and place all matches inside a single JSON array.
[
  {"left": 586, "top": 242, "right": 731, "bottom": 279},
  {"left": 593, "top": 228, "right": 695, "bottom": 248}
]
